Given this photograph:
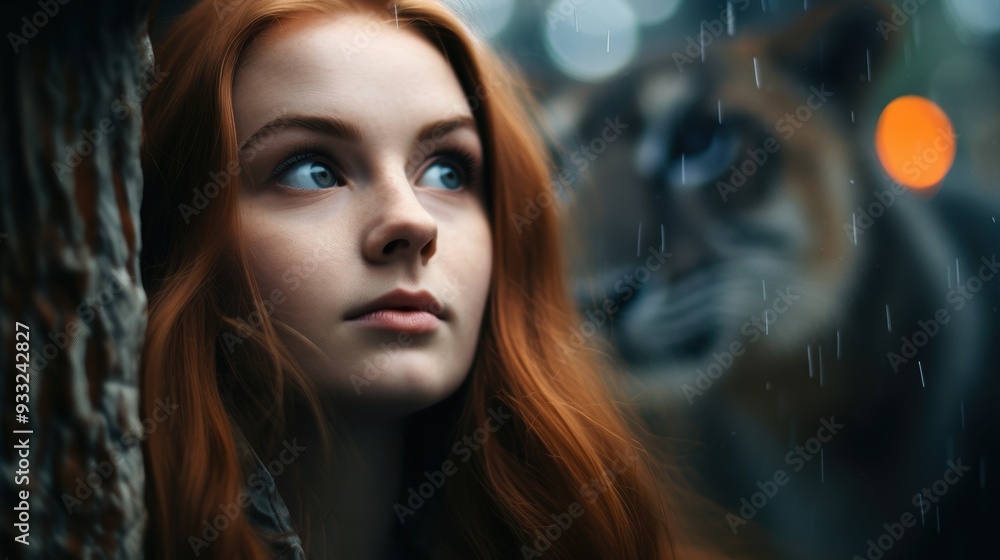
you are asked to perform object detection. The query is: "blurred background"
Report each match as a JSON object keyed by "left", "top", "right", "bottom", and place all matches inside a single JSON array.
[{"left": 417, "top": 0, "right": 1000, "bottom": 558}]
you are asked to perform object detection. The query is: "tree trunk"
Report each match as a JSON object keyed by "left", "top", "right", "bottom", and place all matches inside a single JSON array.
[{"left": 2, "top": 0, "right": 153, "bottom": 556}]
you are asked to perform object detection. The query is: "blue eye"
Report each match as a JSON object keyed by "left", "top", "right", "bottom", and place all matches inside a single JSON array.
[
  {"left": 417, "top": 160, "right": 465, "bottom": 191},
  {"left": 275, "top": 155, "right": 342, "bottom": 190}
]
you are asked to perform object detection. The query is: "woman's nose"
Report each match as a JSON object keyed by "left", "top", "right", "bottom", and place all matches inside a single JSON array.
[{"left": 362, "top": 173, "right": 438, "bottom": 265}]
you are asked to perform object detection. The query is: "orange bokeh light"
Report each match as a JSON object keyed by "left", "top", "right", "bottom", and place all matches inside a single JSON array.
[{"left": 874, "top": 95, "right": 956, "bottom": 190}]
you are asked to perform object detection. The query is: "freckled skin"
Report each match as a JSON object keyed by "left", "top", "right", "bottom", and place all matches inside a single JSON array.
[{"left": 231, "top": 14, "right": 492, "bottom": 416}]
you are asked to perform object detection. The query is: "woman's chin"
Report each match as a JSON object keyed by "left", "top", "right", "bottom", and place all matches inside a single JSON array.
[{"left": 324, "top": 362, "right": 470, "bottom": 418}]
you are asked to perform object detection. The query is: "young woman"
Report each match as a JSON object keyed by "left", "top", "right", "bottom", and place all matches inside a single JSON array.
[{"left": 139, "top": 0, "right": 723, "bottom": 558}]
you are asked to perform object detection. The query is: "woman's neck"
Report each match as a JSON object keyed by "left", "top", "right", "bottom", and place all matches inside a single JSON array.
[{"left": 277, "top": 409, "right": 408, "bottom": 560}]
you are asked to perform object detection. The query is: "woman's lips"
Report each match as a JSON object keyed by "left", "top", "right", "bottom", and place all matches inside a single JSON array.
[{"left": 349, "top": 308, "right": 441, "bottom": 333}]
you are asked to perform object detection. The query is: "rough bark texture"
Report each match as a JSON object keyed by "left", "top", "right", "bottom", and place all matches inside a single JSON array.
[{"left": 1, "top": 0, "right": 153, "bottom": 557}]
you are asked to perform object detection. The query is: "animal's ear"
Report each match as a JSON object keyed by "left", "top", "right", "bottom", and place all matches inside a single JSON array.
[{"left": 765, "top": 1, "right": 899, "bottom": 105}]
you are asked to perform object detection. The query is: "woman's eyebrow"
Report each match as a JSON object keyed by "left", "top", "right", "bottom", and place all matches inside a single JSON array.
[
  {"left": 239, "top": 114, "right": 365, "bottom": 152},
  {"left": 238, "top": 114, "right": 477, "bottom": 153},
  {"left": 413, "top": 115, "right": 477, "bottom": 145}
]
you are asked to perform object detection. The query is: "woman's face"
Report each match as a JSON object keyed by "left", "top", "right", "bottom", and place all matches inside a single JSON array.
[{"left": 231, "top": 13, "right": 492, "bottom": 416}]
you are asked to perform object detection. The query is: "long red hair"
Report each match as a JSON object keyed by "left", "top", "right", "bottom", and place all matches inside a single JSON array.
[{"left": 140, "top": 0, "right": 701, "bottom": 558}]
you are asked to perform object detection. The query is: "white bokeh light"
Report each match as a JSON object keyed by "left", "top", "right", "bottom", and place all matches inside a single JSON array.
[
  {"left": 544, "top": 0, "right": 640, "bottom": 83},
  {"left": 944, "top": 0, "right": 1000, "bottom": 38}
]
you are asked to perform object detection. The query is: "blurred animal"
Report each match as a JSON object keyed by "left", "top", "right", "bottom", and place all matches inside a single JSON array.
[{"left": 552, "top": 2, "right": 1000, "bottom": 558}]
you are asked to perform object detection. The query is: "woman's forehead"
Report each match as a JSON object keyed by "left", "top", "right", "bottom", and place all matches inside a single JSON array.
[{"left": 232, "top": 13, "right": 474, "bottom": 147}]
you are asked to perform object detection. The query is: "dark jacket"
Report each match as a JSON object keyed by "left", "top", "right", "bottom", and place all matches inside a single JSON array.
[
  {"left": 239, "top": 440, "right": 446, "bottom": 559},
  {"left": 240, "top": 442, "right": 307, "bottom": 559}
]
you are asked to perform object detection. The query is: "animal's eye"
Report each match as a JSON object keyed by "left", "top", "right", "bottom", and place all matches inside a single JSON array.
[
  {"left": 677, "top": 114, "right": 717, "bottom": 155},
  {"left": 666, "top": 113, "right": 742, "bottom": 189}
]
